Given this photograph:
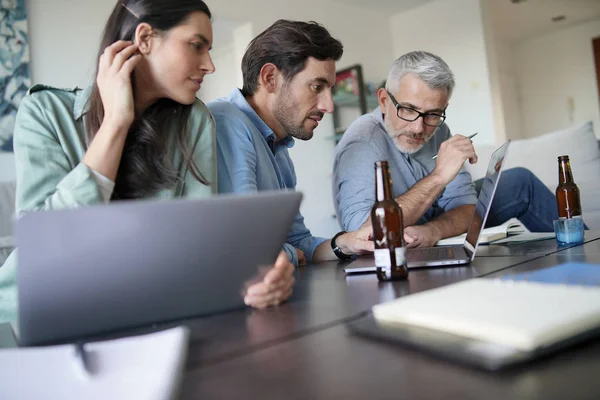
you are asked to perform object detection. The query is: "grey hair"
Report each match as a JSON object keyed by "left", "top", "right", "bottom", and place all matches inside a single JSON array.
[{"left": 385, "top": 51, "right": 455, "bottom": 97}]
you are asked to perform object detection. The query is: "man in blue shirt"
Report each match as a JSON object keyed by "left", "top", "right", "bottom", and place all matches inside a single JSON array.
[
  {"left": 209, "top": 20, "right": 373, "bottom": 266},
  {"left": 333, "top": 51, "right": 559, "bottom": 248}
]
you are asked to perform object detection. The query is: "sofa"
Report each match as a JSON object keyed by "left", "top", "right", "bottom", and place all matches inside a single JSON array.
[
  {"left": 0, "top": 180, "right": 16, "bottom": 266},
  {"left": 464, "top": 121, "right": 600, "bottom": 230}
]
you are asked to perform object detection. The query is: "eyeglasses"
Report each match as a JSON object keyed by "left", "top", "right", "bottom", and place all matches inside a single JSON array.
[{"left": 386, "top": 90, "right": 446, "bottom": 127}]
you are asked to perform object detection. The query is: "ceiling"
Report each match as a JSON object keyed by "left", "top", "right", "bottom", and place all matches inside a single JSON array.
[
  {"left": 330, "top": 0, "right": 600, "bottom": 42},
  {"left": 489, "top": 0, "right": 600, "bottom": 42},
  {"left": 329, "top": 0, "right": 436, "bottom": 13},
  {"left": 211, "top": 18, "right": 246, "bottom": 51}
]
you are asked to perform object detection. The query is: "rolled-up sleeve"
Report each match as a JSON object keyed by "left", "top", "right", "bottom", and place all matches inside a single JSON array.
[
  {"left": 282, "top": 242, "right": 299, "bottom": 266},
  {"left": 436, "top": 167, "right": 477, "bottom": 211},
  {"left": 89, "top": 169, "right": 115, "bottom": 204},
  {"left": 286, "top": 212, "right": 327, "bottom": 264}
]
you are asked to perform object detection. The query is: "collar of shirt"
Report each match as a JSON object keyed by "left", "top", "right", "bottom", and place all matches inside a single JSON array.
[
  {"left": 373, "top": 105, "right": 385, "bottom": 127},
  {"left": 227, "top": 89, "right": 295, "bottom": 153},
  {"left": 74, "top": 85, "right": 93, "bottom": 120}
]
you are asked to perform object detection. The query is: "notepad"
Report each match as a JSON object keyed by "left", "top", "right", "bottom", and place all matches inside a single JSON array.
[
  {"left": 436, "top": 217, "right": 530, "bottom": 246},
  {"left": 372, "top": 265, "right": 600, "bottom": 351},
  {"left": 0, "top": 326, "right": 190, "bottom": 400}
]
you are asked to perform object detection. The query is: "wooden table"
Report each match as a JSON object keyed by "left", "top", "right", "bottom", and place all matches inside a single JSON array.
[
  {"left": 2, "top": 234, "right": 599, "bottom": 399},
  {"left": 180, "top": 234, "right": 600, "bottom": 399}
]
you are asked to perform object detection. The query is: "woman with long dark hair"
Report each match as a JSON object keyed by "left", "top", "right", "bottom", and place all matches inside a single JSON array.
[{"left": 0, "top": 0, "right": 295, "bottom": 322}]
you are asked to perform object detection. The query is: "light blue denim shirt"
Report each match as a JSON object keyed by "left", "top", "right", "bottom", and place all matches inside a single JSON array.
[
  {"left": 208, "top": 89, "right": 327, "bottom": 265},
  {"left": 333, "top": 107, "right": 477, "bottom": 232}
]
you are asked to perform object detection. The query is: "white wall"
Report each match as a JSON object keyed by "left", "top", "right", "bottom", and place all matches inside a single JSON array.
[
  {"left": 479, "top": 0, "right": 509, "bottom": 144},
  {"left": 288, "top": 115, "right": 339, "bottom": 238},
  {"left": 389, "top": 0, "right": 498, "bottom": 146},
  {"left": 198, "top": 20, "right": 252, "bottom": 103},
  {"left": 0, "top": 0, "right": 115, "bottom": 183},
  {"left": 199, "top": 44, "right": 239, "bottom": 102},
  {"left": 208, "top": 0, "right": 393, "bottom": 84},
  {"left": 493, "top": 39, "right": 522, "bottom": 140},
  {"left": 231, "top": 22, "right": 254, "bottom": 90},
  {"left": 515, "top": 18, "right": 600, "bottom": 139},
  {"left": 26, "top": 0, "right": 112, "bottom": 87},
  {"left": 23, "top": 0, "right": 394, "bottom": 89},
  {"left": 198, "top": 21, "right": 252, "bottom": 103}
]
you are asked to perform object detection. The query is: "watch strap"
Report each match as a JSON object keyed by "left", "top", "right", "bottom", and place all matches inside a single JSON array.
[{"left": 331, "top": 231, "right": 353, "bottom": 260}]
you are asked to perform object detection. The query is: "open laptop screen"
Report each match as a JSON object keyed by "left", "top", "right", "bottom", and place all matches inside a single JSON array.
[{"left": 463, "top": 140, "right": 511, "bottom": 258}]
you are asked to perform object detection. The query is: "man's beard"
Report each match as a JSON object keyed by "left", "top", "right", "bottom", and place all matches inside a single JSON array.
[
  {"left": 383, "top": 116, "right": 435, "bottom": 154},
  {"left": 273, "top": 90, "right": 323, "bottom": 141}
]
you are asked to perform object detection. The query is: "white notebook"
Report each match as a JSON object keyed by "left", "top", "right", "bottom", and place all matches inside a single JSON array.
[
  {"left": 372, "top": 277, "right": 600, "bottom": 351},
  {"left": 0, "top": 326, "right": 190, "bottom": 400}
]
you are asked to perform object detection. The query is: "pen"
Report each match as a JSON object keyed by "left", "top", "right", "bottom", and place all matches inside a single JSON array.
[
  {"left": 432, "top": 132, "right": 478, "bottom": 160},
  {"left": 74, "top": 341, "right": 92, "bottom": 378}
]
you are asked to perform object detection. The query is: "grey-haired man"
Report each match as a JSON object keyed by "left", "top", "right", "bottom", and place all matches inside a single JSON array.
[{"left": 333, "top": 51, "right": 559, "bottom": 248}]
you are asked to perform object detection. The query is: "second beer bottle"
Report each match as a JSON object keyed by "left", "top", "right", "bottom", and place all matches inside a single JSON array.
[
  {"left": 556, "top": 155, "right": 582, "bottom": 219},
  {"left": 371, "top": 161, "right": 409, "bottom": 281}
]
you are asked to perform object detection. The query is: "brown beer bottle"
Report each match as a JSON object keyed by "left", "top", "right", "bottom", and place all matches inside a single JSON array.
[
  {"left": 556, "top": 155, "right": 582, "bottom": 219},
  {"left": 371, "top": 161, "right": 409, "bottom": 281}
]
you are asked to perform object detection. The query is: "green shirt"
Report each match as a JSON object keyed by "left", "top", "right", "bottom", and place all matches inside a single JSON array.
[{"left": 0, "top": 85, "right": 216, "bottom": 323}]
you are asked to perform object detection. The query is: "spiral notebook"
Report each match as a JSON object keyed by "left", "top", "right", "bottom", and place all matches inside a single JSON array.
[{"left": 349, "top": 263, "right": 600, "bottom": 370}]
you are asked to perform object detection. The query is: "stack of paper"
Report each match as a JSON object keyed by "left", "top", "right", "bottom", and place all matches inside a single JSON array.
[{"left": 0, "top": 326, "right": 190, "bottom": 400}]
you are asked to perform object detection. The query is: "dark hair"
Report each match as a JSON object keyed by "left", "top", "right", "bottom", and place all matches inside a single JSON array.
[
  {"left": 85, "top": 0, "right": 212, "bottom": 200},
  {"left": 241, "top": 20, "right": 343, "bottom": 96}
]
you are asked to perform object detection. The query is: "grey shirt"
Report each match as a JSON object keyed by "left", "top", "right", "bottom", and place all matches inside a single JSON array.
[{"left": 333, "top": 107, "right": 477, "bottom": 231}]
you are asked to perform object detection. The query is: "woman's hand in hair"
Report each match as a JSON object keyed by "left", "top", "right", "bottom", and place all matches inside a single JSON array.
[
  {"left": 244, "top": 251, "right": 295, "bottom": 309},
  {"left": 97, "top": 40, "right": 142, "bottom": 131}
]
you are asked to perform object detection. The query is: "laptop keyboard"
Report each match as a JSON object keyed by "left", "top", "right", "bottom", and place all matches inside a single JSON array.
[{"left": 407, "top": 246, "right": 455, "bottom": 262}]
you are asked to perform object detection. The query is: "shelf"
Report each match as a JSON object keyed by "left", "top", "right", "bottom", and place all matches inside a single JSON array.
[
  {"left": 332, "top": 64, "right": 382, "bottom": 145},
  {"left": 333, "top": 91, "right": 379, "bottom": 109}
]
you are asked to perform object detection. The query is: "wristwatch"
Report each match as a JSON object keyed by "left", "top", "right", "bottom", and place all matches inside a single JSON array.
[{"left": 331, "top": 231, "right": 353, "bottom": 260}]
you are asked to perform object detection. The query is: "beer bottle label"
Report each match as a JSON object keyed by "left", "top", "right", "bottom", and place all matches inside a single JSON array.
[
  {"left": 374, "top": 249, "right": 391, "bottom": 267},
  {"left": 375, "top": 248, "right": 406, "bottom": 267},
  {"left": 395, "top": 247, "right": 406, "bottom": 265}
]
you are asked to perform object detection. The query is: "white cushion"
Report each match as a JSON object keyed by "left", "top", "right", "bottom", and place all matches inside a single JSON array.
[
  {"left": 465, "top": 122, "right": 600, "bottom": 229},
  {"left": 504, "top": 122, "right": 600, "bottom": 190}
]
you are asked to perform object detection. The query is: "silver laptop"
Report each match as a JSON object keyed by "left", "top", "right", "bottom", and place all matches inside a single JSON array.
[
  {"left": 345, "top": 140, "right": 511, "bottom": 273},
  {"left": 16, "top": 191, "right": 302, "bottom": 346}
]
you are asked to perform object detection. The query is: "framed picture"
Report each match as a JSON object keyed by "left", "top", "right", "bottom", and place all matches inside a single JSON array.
[
  {"left": 334, "top": 64, "right": 363, "bottom": 97},
  {"left": 0, "top": 0, "right": 31, "bottom": 153}
]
